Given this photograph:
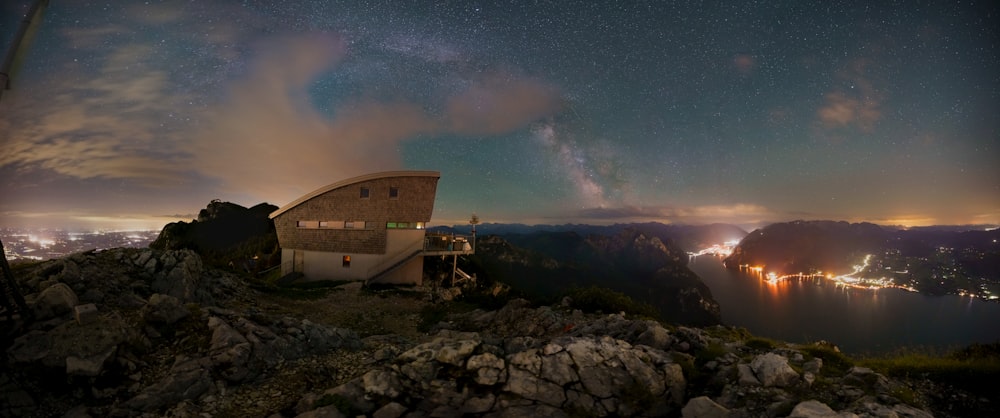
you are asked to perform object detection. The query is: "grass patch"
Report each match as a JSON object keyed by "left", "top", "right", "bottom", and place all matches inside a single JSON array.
[
  {"left": 798, "top": 344, "right": 855, "bottom": 377},
  {"left": 695, "top": 342, "right": 729, "bottom": 365},
  {"left": 248, "top": 279, "right": 347, "bottom": 300},
  {"left": 744, "top": 336, "right": 779, "bottom": 351},
  {"left": 417, "top": 301, "right": 479, "bottom": 333},
  {"left": 859, "top": 344, "right": 1000, "bottom": 396},
  {"left": 703, "top": 326, "right": 752, "bottom": 341},
  {"left": 562, "top": 286, "right": 661, "bottom": 321}
]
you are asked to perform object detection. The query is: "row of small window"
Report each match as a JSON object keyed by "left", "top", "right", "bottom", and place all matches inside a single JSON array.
[
  {"left": 296, "top": 220, "right": 371, "bottom": 229},
  {"left": 360, "top": 186, "right": 399, "bottom": 199},
  {"left": 296, "top": 221, "right": 425, "bottom": 229}
]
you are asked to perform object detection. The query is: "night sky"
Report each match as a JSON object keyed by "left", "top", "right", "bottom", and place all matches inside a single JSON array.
[{"left": 1, "top": 1, "right": 997, "bottom": 231}]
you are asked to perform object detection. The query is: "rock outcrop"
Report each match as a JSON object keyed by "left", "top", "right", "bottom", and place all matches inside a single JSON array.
[
  {"left": 2, "top": 248, "right": 360, "bottom": 417},
  {"left": 150, "top": 200, "right": 278, "bottom": 269},
  {"left": 295, "top": 331, "right": 685, "bottom": 417},
  {"left": 0, "top": 248, "right": 954, "bottom": 417}
]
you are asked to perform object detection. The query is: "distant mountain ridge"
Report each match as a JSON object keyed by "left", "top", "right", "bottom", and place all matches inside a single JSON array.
[
  {"left": 465, "top": 228, "right": 722, "bottom": 326},
  {"left": 432, "top": 222, "right": 747, "bottom": 253}
]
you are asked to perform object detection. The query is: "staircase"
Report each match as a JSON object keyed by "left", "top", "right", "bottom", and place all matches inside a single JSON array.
[{"left": 365, "top": 247, "right": 424, "bottom": 285}]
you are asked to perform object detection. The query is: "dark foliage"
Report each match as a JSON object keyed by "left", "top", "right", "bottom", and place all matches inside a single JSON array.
[
  {"left": 464, "top": 230, "right": 722, "bottom": 326},
  {"left": 150, "top": 200, "right": 279, "bottom": 270},
  {"left": 562, "top": 285, "right": 661, "bottom": 320}
]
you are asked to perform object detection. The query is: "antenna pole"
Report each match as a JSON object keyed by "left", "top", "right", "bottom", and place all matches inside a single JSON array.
[{"left": 1, "top": 0, "right": 51, "bottom": 104}]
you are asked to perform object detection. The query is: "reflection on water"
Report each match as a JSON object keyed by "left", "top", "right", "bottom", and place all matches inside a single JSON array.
[{"left": 689, "top": 256, "right": 1000, "bottom": 355}]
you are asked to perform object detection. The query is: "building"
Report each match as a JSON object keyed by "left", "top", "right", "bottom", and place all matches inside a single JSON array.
[{"left": 269, "top": 171, "right": 473, "bottom": 285}]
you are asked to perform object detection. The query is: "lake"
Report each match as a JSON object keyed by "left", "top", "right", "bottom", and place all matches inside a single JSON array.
[{"left": 688, "top": 255, "right": 1000, "bottom": 355}]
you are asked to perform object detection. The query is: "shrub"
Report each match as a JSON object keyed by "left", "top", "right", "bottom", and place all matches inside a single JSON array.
[
  {"left": 695, "top": 342, "right": 729, "bottom": 365},
  {"left": 860, "top": 351, "right": 1000, "bottom": 395},
  {"left": 799, "top": 344, "right": 854, "bottom": 376},
  {"left": 745, "top": 337, "right": 778, "bottom": 351},
  {"left": 563, "top": 286, "right": 661, "bottom": 320}
]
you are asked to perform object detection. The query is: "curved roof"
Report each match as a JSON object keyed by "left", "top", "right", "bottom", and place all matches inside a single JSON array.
[{"left": 269, "top": 170, "right": 441, "bottom": 219}]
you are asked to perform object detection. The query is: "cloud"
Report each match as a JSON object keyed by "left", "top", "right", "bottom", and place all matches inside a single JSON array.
[
  {"left": 817, "top": 91, "right": 881, "bottom": 131},
  {"left": 732, "top": 53, "right": 755, "bottom": 74},
  {"left": 576, "top": 203, "right": 777, "bottom": 225},
  {"left": 816, "top": 58, "right": 885, "bottom": 133},
  {"left": 446, "top": 74, "right": 563, "bottom": 136},
  {"left": 196, "top": 34, "right": 563, "bottom": 203},
  {"left": 0, "top": 39, "right": 192, "bottom": 186}
]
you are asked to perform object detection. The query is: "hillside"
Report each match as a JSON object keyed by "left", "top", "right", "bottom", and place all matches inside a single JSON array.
[
  {"left": 3, "top": 248, "right": 990, "bottom": 417},
  {"left": 723, "top": 220, "right": 1000, "bottom": 297},
  {"left": 465, "top": 229, "right": 722, "bottom": 326}
]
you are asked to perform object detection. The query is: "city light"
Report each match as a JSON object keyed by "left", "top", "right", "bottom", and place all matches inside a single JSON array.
[{"left": 693, "top": 240, "right": 997, "bottom": 300}]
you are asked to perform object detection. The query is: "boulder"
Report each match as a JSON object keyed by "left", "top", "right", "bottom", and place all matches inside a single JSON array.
[
  {"left": 788, "top": 400, "right": 858, "bottom": 418},
  {"left": 7, "top": 315, "right": 126, "bottom": 373},
  {"left": 467, "top": 352, "right": 506, "bottom": 385},
  {"left": 372, "top": 402, "right": 407, "bottom": 418},
  {"left": 635, "top": 322, "right": 674, "bottom": 350},
  {"left": 737, "top": 363, "right": 761, "bottom": 386},
  {"left": 750, "top": 353, "right": 800, "bottom": 387},
  {"left": 142, "top": 293, "right": 190, "bottom": 325},
  {"left": 362, "top": 369, "right": 402, "bottom": 399},
  {"left": 121, "top": 364, "right": 213, "bottom": 413},
  {"left": 682, "top": 396, "right": 730, "bottom": 418},
  {"left": 149, "top": 250, "right": 208, "bottom": 303},
  {"left": 31, "top": 283, "right": 79, "bottom": 320},
  {"left": 65, "top": 346, "right": 116, "bottom": 377}
]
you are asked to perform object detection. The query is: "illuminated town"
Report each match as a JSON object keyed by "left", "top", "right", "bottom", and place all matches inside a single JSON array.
[
  {"left": 690, "top": 242, "right": 1000, "bottom": 301},
  {"left": 1, "top": 228, "right": 160, "bottom": 262}
]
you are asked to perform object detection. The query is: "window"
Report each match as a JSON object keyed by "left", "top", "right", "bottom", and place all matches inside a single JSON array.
[
  {"left": 296, "top": 220, "right": 318, "bottom": 228},
  {"left": 344, "top": 221, "right": 356, "bottom": 229},
  {"left": 360, "top": 187, "right": 370, "bottom": 198},
  {"left": 342, "top": 255, "right": 351, "bottom": 268},
  {"left": 387, "top": 221, "right": 423, "bottom": 229},
  {"left": 389, "top": 186, "right": 399, "bottom": 199},
  {"left": 318, "top": 221, "right": 329, "bottom": 228}
]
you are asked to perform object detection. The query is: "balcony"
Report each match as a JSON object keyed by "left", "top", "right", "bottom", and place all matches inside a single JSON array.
[{"left": 422, "top": 233, "right": 475, "bottom": 256}]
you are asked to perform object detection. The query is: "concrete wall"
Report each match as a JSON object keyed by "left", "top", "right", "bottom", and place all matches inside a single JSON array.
[{"left": 281, "top": 248, "right": 396, "bottom": 282}]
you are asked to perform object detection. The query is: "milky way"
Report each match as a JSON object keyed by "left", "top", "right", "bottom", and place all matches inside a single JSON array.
[{"left": 1, "top": 1, "right": 997, "bottom": 230}]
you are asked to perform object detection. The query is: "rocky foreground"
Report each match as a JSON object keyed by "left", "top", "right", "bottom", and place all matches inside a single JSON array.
[{"left": 0, "top": 248, "right": 967, "bottom": 417}]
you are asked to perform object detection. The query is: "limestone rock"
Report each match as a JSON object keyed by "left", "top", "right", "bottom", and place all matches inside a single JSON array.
[
  {"left": 750, "top": 353, "right": 800, "bottom": 387},
  {"left": 372, "top": 401, "right": 407, "bottom": 418},
  {"left": 363, "top": 369, "right": 402, "bottom": 399},
  {"left": 65, "top": 346, "right": 116, "bottom": 377},
  {"left": 682, "top": 396, "right": 730, "bottom": 418},
  {"left": 467, "top": 352, "right": 506, "bottom": 386},
  {"left": 121, "top": 365, "right": 213, "bottom": 413},
  {"left": 737, "top": 363, "right": 761, "bottom": 386},
  {"left": 788, "top": 400, "right": 858, "bottom": 418},
  {"left": 142, "top": 293, "right": 190, "bottom": 325}
]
